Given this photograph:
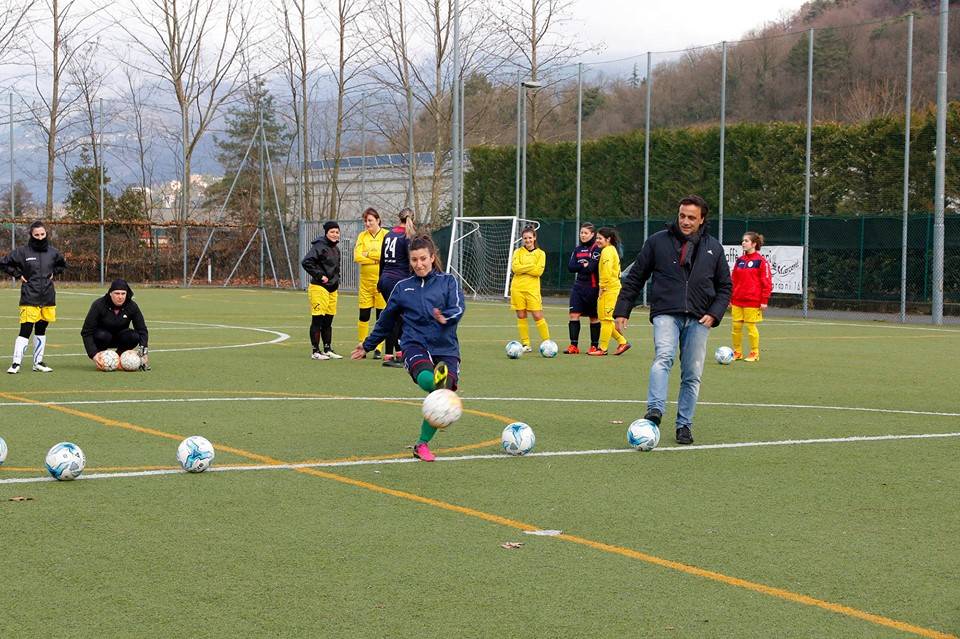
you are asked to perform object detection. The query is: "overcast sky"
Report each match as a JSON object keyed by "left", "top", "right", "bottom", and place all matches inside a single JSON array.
[{"left": 569, "top": 0, "right": 806, "bottom": 61}]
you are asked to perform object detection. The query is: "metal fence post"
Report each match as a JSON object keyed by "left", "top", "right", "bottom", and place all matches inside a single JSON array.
[
  {"left": 642, "top": 51, "right": 652, "bottom": 308},
  {"left": 718, "top": 41, "right": 727, "bottom": 245},
  {"left": 900, "top": 13, "right": 914, "bottom": 322},
  {"left": 575, "top": 62, "right": 582, "bottom": 240},
  {"left": 98, "top": 98, "right": 105, "bottom": 286},
  {"left": 802, "top": 28, "right": 814, "bottom": 318},
  {"left": 9, "top": 93, "right": 14, "bottom": 251},
  {"left": 932, "top": 0, "right": 948, "bottom": 324}
]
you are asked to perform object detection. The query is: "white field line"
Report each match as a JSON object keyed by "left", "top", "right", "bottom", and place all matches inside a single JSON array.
[
  {"left": 3, "top": 431, "right": 959, "bottom": 486},
  {"left": 1, "top": 395, "right": 958, "bottom": 419},
  {"left": 33, "top": 320, "right": 289, "bottom": 357}
]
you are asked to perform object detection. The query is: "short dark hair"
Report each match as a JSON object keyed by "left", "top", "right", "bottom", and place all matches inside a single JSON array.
[{"left": 679, "top": 195, "right": 709, "bottom": 218}]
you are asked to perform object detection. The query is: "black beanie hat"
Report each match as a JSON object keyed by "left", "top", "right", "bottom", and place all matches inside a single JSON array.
[
  {"left": 323, "top": 220, "right": 340, "bottom": 233},
  {"left": 108, "top": 279, "right": 132, "bottom": 299}
]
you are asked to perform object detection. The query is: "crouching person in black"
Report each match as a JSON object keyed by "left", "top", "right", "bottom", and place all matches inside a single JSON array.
[{"left": 81, "top": 279, "right": 150, "bottom": 370}]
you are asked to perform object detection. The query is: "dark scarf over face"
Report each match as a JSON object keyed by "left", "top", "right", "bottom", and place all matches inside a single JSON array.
[
  {"left": 668, "top": 221, "right": 702, "bottom": 267},
  {"left": 28, "top": 236, "right": 49, "bottom": 251}
]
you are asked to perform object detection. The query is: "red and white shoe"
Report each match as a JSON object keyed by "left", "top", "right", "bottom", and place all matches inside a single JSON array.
[
  {"left": 413, "top": 442, "right": 435, "bottom": 462},
  {"left": 563, "top": 344, "right": 580, "bottom": 354},
  {"left": 587, "top": 348, "right": 608, "bottom": 356}
]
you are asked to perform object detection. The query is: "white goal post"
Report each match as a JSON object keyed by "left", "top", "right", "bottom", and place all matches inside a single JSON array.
[{"left": 445, "top": 216, "right": 540, "bottom": 299}]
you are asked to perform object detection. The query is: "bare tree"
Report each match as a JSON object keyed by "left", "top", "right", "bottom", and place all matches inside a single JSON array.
[
  {"left": 122, "top": 66, "right": 159, "bottom": 220},
  {"left": 29, "top": 0, "right": 103, "bottom": 216},
  {"left": 277, "top": 0, "right": 319, "bottom": 220},
  {"left": 320, "top": 0, "right": 371, "bottom": 219},
  {"left": 120, "top": 0, "right": 252, "bottom": 225},
  {"left": 0, "top": 0, "right": 37, "bottom": 65},
  {"left": 366, "top": 0, "right": 421, "bottom": 212},
  {"left": 498, "top": 0, "right": 581, "bottom": 141}
]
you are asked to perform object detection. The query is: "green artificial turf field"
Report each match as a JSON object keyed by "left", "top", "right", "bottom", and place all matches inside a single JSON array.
[{"left": 1, "top": 286, "right": 958, "bottom": 638}]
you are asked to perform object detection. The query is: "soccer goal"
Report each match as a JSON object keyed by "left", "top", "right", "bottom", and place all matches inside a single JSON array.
[{"left": 445, "top": 216, "right": 540, "bottom": 299}]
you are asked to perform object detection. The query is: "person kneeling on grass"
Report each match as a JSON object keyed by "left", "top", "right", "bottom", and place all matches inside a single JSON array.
[
  {"left": 351, "top": 235, "right": 465, "bottom": 462},
  {"left": 81, "top": 279, "right": 150, "bottom": 370}
]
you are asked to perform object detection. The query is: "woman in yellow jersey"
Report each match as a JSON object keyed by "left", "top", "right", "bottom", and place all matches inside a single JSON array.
[
  {"left": 509, "top": 226, "right": 550, "bottom": 351},
  {"left": 590, "top": 227, "right": 631, "bottom": 356},
  {"left": 353, "top": 208, "right": 388, "bottom": 358}
]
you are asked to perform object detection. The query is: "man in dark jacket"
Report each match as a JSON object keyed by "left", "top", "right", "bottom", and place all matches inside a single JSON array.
[
  {"left": 614, "top": 195, "right": 732, "bottom": 445},
  {"left": 1, "top": 220, "right": 67, "bottom": 374},
  {"left": 301, "top": 221, "right": 342, "bottom": 360},
  {"left": 80, "top": 279, "right": 150, "bottom": 370}
]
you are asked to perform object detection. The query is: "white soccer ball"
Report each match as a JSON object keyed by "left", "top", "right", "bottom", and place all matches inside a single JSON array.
[
  {"left": 177, "top": 436, "right": 215, "bottom": 473},
  {"left": 715, "top": 346, "right": 735, "bottom": 365},
  {"left": 97, "top": 350, "right": 120, "bottom": 371},
  {"left": 0, "top": 436, "right": 7, "bottom": 465},
  {"left": 45, "top": 442, "right": 86, "bottom": 480},
  {"left": 505, "top": 340, "right": 524, "bottom": 359},
  {"left": 119, "top": 350, "right": 142, "bottom": 371},
  {"left": 627, "top": 419, "right": 660, "bottom": 451},
  {"left": 539, "top": 339, "right": 558, "bottom": 358},
  {"left": 501, "top": 422, "right": 535, "bottom": 456},
  {"left": 422, "top": 389, "right": 463, "bottom": 429}
]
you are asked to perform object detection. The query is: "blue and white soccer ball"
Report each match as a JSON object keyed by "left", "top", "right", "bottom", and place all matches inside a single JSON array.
[
  {"left": 539, "top": 339, "right": 558, "bottom": 358},
  {"left": 45, "top": 442, "right": 86, "bottom": 480},
  {"left": 715, "top": 346, "right": 735, "bottom": 365},
  {"left": 0, "top": 436, "right": 7, "bottom": 465},
  {"left": 505, "top": 340, "right": 524, "bottom": 359},
  {"left": 177, "top": 436, "right": 215, "bottom": 473},
  {"left": 627, "top": 419, "right": 660, "bottom": 451},
  {"left": 501, "top": 422, "right": 536, "bottom": 456}
]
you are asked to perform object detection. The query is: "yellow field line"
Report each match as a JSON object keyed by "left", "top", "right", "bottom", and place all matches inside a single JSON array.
[{"left": 1, "top": 390, "right": 953, "bottom": 638}]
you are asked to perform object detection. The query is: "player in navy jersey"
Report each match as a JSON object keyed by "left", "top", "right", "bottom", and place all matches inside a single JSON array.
[
  {"left": 377, "top": 208, "right": 415, "bottom": 367},
  {"left": 564, "top": 222, "right": 602, "bottom": 354},
  {"left": 352, "top": 235, "right": 465, "bottom": 461}
]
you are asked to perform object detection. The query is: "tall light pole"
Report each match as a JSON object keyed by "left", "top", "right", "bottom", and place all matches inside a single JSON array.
[{"left": 519, "top": 79, "right": 542, "bottom": 221}]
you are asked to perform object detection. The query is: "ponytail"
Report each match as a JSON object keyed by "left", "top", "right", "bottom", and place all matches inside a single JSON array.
[{"left": 744, "top": 231, "right": 764, "bottom": 249}]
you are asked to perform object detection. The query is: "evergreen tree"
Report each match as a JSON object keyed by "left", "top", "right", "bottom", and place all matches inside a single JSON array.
[
  {"left": 209, "top": 77, "right": 291, "bottom": 222},
  {"left": 65, "top": 148, "right": 114, "bottom": 221}
]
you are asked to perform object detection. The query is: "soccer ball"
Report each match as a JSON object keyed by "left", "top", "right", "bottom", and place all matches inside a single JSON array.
[
  {"left": 422, "top": 389, "right": 463, "bottom": 429},
  {"left": 97, "top": 350, "right": 120, "bottom": 371},
  {"left": 715, "top": 346, "right": 735, "bottom": 365},
  {"left": 539, "top": 340, "right": 558, "bottom": 358},
  {"left": 177, "top": 436, "right": 215, "bottom": 473},
  {"left": 45, "top": 442, "right": 86, "bottom": 480},
  {"left": 501, "top": 422, "right": 535, "bottom": 456},
  {"left": 627, "top": 419, "right": 660, "bottom": 451},
  {"left": 0, "top": 436, "right": 7, "bottom": 465},
  {"left": 505, "top": 340, "right": 524, "bottom": 359},
  {"left": 119, "top": 350, "right": 142, "bottom": 371}
]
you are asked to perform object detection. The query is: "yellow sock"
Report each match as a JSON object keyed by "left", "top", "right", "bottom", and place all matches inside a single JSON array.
[
  {"left": 612, "top": 327, "right": 627, "bottom": 346},
  {"left": 357, "top": 320, "right": 370, "bottom": 344},
  {"left": 732, "top": 320, "right": 743, "bottom": 352},
  {"left": 535, "top": 318, "right": 550, "bottom": 341},
  {"left": 517, "top": 319, "right": 530, "bottom": 346},
  {"left": 747, "top": 323, "right": 760, "bottom": 352},
  {"left": 599, "top": 320, "right": 613, "bottom": 351}
]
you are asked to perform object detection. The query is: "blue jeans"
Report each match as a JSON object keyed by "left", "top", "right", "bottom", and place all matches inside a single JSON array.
[{"left": 647, "top": 314, "right": 710, "bottom": 429}]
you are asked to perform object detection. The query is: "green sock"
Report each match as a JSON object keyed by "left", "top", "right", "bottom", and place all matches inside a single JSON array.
[
  {"left": 418, "top": 419, "right": 438, "bottom": 444},
  {"left": 416, "top": 370, "right": 435, "bottom": 392}
]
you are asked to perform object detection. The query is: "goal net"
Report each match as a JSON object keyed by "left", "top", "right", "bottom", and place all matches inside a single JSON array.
[{"left": 445, "top": 216, "right": 540, "bottom": 299}]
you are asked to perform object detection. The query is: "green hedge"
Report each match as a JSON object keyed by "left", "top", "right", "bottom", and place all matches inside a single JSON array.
[{"left": 464, "top": 104, "right": 960, "bottom": 220}]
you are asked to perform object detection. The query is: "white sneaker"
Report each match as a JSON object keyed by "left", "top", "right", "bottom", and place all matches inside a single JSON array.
[
  {"left": 7, "top": 362, "right": 20, "bottom": 374},
  {"left": 324, "top": 350, "right": 344, "bottom": 360},
  {"left": 311, "top": 351, "right": 329, "bottom": 360},
  {"left": 522, "top": 345, "right": 532, "bottom": 353},
  {"left": 32, "top": 361, "right": 53, "bottom": 372}
]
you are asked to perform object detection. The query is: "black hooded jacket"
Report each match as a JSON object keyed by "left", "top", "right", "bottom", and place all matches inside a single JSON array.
[
  {"left": 80, "top": 279, "right": 149, "bottom": 357},
  {"left": 0, "top": 237, "right": 67, "bottom": 306},
  {"left": 301, "top": 236, "right": 341, "bottom": 292},
  {"left": 614, "top": 222, "right": 732, "bottom": 326}
]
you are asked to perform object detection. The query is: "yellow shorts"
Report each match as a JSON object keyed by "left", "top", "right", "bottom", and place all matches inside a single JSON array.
[
  {"left": 510, "top": 287, "right": 542, "bottom": 312},
  {"left": 598, "top": 288, "right": 620, "bottom": 321},
  {"left": 357, "top": 276, "right": 385, "bottom": 310},
  {"left": 308, "top": 285, "right": 338, "bottom": 316},
  {"left": 19, "top": 305, "right": 56, "bottom": 324},
  {"left": 731, "top": 305, "right": 763, "bottom": 323}
]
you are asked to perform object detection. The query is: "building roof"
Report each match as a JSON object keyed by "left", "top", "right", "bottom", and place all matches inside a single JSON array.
[{"left": 306, "top": 152, "right": 435, "bottom": 171}]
